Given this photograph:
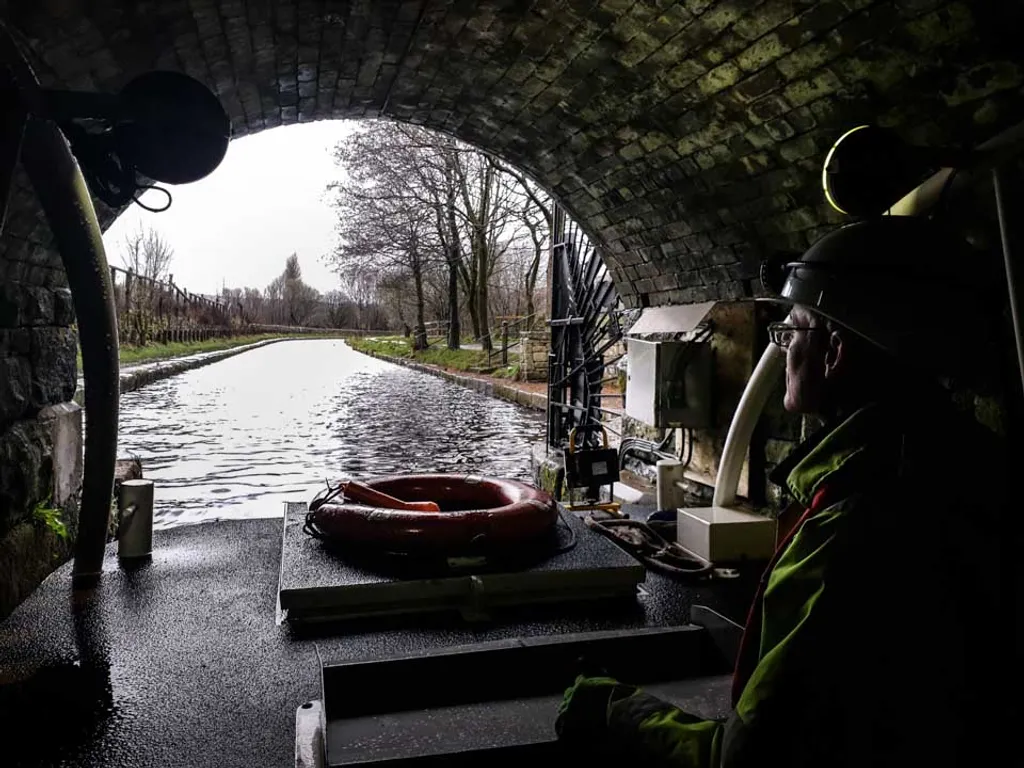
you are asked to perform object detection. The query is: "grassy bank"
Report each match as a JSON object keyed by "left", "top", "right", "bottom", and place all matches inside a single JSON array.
[
  {"left": 348, "top": 335, "right": 519, "bottom": 377},
  {"left": 78, "top": 332, "right": 348, "bottom": 369}
]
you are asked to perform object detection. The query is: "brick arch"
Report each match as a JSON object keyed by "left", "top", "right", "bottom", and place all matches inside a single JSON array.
[{"left": 2, "top": 0, "right": 1023, "bottom": 309}]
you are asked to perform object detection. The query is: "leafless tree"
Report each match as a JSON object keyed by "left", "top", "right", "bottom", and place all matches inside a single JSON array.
[
  {"left": 265, "top": 254, "right": 320, "bottom": 326},
  {"left": 121, "top": 224, "right": 174, "bottom": 283},
  {"left": 328, "top": 122, "right": 553, "bottom": 353}
]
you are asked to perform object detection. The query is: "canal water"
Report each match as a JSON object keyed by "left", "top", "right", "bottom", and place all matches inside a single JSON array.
[{"left": 117, "top": 339, "right": 546, "bottom": 529}]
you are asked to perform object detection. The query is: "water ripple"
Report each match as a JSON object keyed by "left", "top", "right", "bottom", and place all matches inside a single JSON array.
[{"left": 117, "top": 339, "right": 545, "bottom": 529}]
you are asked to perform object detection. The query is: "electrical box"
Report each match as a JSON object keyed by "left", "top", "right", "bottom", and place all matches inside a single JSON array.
[
  {"left": 625, "top": 338, "right": 713, "bottom": 428},
  {"left": 677, "top": 506, "right": 777, "bottom": 564}
]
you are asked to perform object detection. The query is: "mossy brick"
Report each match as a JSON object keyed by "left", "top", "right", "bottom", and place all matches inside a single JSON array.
[
  {"left": 776, "top": 1, "right": 851, "bottom": 49},
  {"left": 941, "top": 62, "right": 1023, "bottom": 108},
  {"left": 744, "top": 125, "right": 776, "bottom": 149},
  {"left": 783, "top": 68, "right": 843, "bottom": 106},
  {"left": 736, "top": 33, "right": 790, "bottom": 72},
  {"left": 696, "top": 62, "right": 744, "bottom": 95},
  {"left": 776, "top": 40, "right": 837, "bottom": 80},
  {"left": 0, "top": 0, "right": 1019, "bottom": 373},
  {"left": 733, "top": 0, "right": 803, "bottom": 41},
  {"left": 765, "top": 117, "right": 798, "bottom": 141},
  {"left": 747, "top": 93, "right": 791, "bottom": 123},
  {"left": 740, "top": 151, "right": 775, "bottom": 174},
  {"left": 662, "top": 59, "right": 710, "bottom": 90},
  {"left": 732, "top": 66, "right": 784, "bottom": 102},
  {"left": 904, "top": 3, "right": 975, "bottom": 50}
]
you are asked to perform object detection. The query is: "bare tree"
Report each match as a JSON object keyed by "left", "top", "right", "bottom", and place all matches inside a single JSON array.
[
  {"left": 328, "top": 122, "right": 555, "bottom": 350},
  {"left": 328, "top": 123, "right": 447, "bottom": 350},
  {"left": 121, "top": 224, "right": 174, "bottom": 282},
  {"left": 265, "top": 254, "right": 320, "bottom": 326},
  {"left": 493, "top": 162, "right": 552, "bottom": 329}
]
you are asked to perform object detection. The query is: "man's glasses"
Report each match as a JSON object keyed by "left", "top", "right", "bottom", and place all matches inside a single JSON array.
[{"left": 768, "top": 322, "right": 828, "bottom": 350}]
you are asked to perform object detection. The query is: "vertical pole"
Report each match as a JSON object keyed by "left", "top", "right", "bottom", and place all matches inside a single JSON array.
[
  {"left": 993, "top": 168, "right": 1024, "bottom": 398},
  {"left": 502, "top": 321, "right": 508, "bottom": 366}
]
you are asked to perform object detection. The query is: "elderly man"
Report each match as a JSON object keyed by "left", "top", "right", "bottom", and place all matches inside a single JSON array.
[{"left": 555, "top": 216, "right": 1008, "bottom": 767}]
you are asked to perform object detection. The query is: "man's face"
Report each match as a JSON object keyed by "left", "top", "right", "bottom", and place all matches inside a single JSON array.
[{"left": 783, "top": 306, "right": 829, "bottom": 414}]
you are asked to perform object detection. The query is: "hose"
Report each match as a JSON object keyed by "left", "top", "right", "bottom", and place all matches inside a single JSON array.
[{"left": 6, "top": 27, "right": 120, "bottom": 584}]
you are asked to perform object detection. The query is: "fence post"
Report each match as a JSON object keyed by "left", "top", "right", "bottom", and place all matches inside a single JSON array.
[{"left": 502, "top": 321, "right": 508, "bottom": 366}]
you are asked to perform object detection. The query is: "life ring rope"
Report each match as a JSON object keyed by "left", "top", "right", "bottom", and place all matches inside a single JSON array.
[{"left": 303, "top": 474, "right": 571, "bottom": 557}]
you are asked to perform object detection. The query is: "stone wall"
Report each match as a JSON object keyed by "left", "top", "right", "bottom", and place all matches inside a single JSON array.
[
  {"left": 519, "top": 331, "right": 550, "bottom": 382},
  {"left": 1, "top": 1, "right": 1021, "bottom": 310},
  {"left": 0, "top": 236, "right": 83, "bottom": 619}
]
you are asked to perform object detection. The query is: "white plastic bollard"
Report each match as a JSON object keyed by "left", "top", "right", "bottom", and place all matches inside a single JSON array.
[
  {"left": 118, "top": 479, "right": 154, "bottom": 559},
  {"left": 656, "top": 459, "right": 684, "bottom": 511}
]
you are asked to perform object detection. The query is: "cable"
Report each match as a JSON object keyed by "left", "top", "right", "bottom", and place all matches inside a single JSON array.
[
  {"left": 551, "top": 507, "right": 578, "bottom": 555},
  {"left": 132, "top": 184, "right": 172, "bottom": 212},
  {"left": 583, "top": 515, "right": 712, "bottom": 580}
]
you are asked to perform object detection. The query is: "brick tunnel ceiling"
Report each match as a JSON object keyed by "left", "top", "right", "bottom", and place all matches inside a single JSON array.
[{"left": 3, "top": 0, "right": 1023, "bottom": 308}]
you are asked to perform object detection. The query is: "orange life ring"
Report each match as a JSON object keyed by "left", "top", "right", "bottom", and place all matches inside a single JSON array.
[{"left": 305, "top": 474, "right": 559, "bottom": 554}]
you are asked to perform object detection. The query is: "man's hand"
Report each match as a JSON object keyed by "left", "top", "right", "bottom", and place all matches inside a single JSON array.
[{"left": 555, "top": 675, "right": 639, "bottom": 739}]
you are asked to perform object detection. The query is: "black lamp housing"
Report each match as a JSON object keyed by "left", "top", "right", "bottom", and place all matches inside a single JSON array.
[
  {"left": 46, "top": 71, "right": 230, "bottom": 207},
  {"left": 821, "top": 125, "right": 968, "bottom": 217}
]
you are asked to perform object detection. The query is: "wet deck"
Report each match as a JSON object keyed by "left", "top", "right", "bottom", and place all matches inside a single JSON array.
[{"left": 0, "top": 515, "right": 757, "bottom": 768}]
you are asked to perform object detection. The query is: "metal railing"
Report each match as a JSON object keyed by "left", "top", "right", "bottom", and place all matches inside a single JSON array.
[
  {"left": 546, "top": 205, "right": 624, "bottom": 451},
  {"left": 486, "top": 313, "right": 540, "bottom": 368},
  {"left": 109, "top": 266, "right": 231, "bottom": 345}
]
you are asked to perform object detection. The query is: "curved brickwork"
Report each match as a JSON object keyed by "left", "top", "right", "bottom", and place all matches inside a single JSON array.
[{"left": 1, "top": 0, "right": 1021, "bottom": 309}]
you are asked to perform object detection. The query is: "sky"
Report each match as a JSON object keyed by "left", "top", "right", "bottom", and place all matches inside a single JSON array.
[{"left": 103, "top": 120, "right": 359, "bottom": 296}]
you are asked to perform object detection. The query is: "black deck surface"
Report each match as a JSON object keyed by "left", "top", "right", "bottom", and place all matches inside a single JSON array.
[
  {"left": 280, "top": 503, "right": 644, "bottom": 620},
  {"left": 0, "top": 516, "right": 758, "bottom": 768}
]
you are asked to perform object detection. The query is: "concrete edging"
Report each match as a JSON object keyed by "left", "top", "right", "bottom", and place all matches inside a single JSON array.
[
  {"left": 358, "top": 349, "right": 548, "bottom": 412},
  {"left": 74, "top": 337, "right": 293, "bottom": 403}
]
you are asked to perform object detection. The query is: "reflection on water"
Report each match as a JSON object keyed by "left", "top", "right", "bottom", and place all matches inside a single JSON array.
[{"left": 117, "top": 340, "right": 545, "bottom": 529}]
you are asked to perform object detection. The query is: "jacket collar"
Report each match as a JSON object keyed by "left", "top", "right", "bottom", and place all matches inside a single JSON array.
[{"left": 770, "top": 403, "right": 892, "bottom": 508}]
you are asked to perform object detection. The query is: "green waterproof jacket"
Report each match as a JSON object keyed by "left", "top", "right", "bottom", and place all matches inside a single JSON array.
[{"left": 557, "top": 398, "right": 1007, "bottom": 767}]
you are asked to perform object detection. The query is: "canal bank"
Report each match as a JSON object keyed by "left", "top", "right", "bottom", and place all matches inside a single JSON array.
[
  {"left": 75, "top": 336, "right": 306, "bottom": 403},
  {"left": 358, "top": 348, "right": 552, "bottom": 415},
  {"left": 355, "top": 348, "right": 548, "bottom": 412}
]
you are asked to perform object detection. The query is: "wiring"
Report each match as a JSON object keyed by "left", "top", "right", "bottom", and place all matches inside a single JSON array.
[
  {"left": 583, "top": 516, "right": 711, "bottom": 580},
  {"left": 132, "top": 184, "right": 172, "bottom": 212}
]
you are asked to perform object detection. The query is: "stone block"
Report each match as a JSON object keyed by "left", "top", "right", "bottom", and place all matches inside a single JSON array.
[
  {"left": 30, "top": 327, "right": 78, "bottom": 408},
  {"left": 0, "top": 282, "right": 20, "bottom": 326},
  {"left": 778, "top": 134, "right": 820, "bottom": 162},
  {"left": 783, "top": 68, "right": 843, "bottom": 106},
  {"left": 40, "top": 403, "right": 83, "bottom": 508},
  {"left": 52, "top": 288, "right": 75, "bottom": 327},
  {"left": 0, "top": 419, "right": 52, "bottom": 533},
  {"left": 737, "top": 33, "right": 789, "bottom": 73},
  {"left": 696, "top": 62, "right": 743, "bottom": 95},
  {"left": 732, "top": 66, "right": 783, "bottom": 103},
  {"left": 0, "top": 519, "right": 74, "bottom": 620},
  {"left": 776, "top": 40, "right": 836, "bottom": 80},
  {"left": 0, "top": 356, "right": 31, "bottom": 424}
]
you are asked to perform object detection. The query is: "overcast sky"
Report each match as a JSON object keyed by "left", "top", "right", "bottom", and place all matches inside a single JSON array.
[{"left": 103, "top": 120, "right": 359, "bottom": 296}]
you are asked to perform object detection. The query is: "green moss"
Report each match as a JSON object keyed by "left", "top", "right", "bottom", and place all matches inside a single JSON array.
[
  {"left": 32, "top": 499, "right": 68, "bottom": 540},
  {"left": 349, "top": 336, "right": 489, "bottom": 372}
]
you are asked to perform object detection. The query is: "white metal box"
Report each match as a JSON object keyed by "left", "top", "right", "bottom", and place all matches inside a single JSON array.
[
  {"left": 677, "top": 506, "right": 776, "bottom": 564},
  {"left": 625, "top": 338, "right": 713, "bottom": 428}
]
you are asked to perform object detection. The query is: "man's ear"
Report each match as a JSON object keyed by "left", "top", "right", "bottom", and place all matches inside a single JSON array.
[{"left": 823, "top": 331, "right": 845, "bottom": 379}]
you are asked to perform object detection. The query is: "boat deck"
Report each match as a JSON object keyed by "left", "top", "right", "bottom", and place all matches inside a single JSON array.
[{"left": 0, "top": 514, "right": 758, "bottom": 768}]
